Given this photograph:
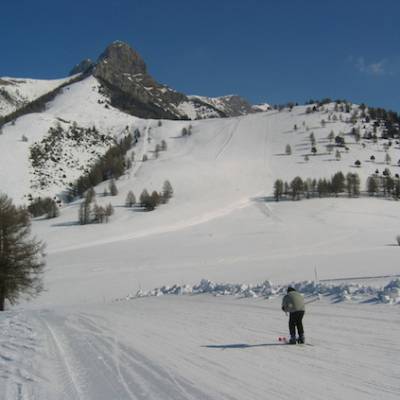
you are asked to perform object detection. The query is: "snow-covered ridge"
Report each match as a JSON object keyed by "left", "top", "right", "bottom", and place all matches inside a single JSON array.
[
  {"left": 188, "top": 94, "right": 262, "bottom": 118},
  {"left": 122, "top": 278, "right": 400, "bottom": 304},
  {"left": 0, "top": 75, "right": 78, "bottom": 117}
]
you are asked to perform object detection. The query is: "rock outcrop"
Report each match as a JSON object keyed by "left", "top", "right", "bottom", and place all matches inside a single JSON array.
[
  {"left": 69, "top": 59, "right": 95, "bottom": 76},
  {"left": 93, "top": 41, "right": 188, "bottom": 119}
]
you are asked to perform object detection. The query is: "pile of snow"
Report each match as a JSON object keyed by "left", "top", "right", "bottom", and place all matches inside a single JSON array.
[
  {"left": 121, "top": 278, "right": 400, "bottom": 304},
  {"left": 129, "top": 279, "right": 278, "bottom": 299},
  {"left": 377, "top": 278, "right": 400, "bottom": 304}
]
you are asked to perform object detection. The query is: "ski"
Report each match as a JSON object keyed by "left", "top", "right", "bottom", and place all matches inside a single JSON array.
[{"left": 277, "top": 336, "right": 314, "bottom": 346}]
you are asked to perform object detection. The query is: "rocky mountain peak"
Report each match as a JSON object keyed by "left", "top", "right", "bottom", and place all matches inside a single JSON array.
[
  {"left": 67, "top": 41, "right": 267, "bottom": 120},
  {"left": 69, "top": 59, "right": 95, "bottom": 76},
  {"left": 95, "top": 41, "right": 147, "bottom": 76}
]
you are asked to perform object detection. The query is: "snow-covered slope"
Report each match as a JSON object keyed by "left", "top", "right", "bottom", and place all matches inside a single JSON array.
[
  {"left": 1, "top": 295, "right": 399, "bottom": 400},
  {"left": 1, "top": 75, "right": 400, "bottom": 399},
  {"left": 0, "top": 75, "right": 76, "bottom": 117},
  {"left": 1, "top": 92, "right": 398, "bottom": 203},
  {"left": 0, "top": 75, "right": 145, "bottom": 201},
  {"left": 1, "top": 97, "right": 393, "bottom": 301}
]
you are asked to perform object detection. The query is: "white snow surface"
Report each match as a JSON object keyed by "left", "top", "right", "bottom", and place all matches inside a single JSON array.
[
  {"left": 0, "top": 84, "right": 400, "bottom": 399},
  {"left": 252, "top": 103, "right": 271, "bottom": 112},
  {"left": 126, "top": 277, "right": 400, "bottom": 304},
  {"left": 1, "top": 296, "right": 399, "bottom": 399},
  {"left": 0, "top": 75, "right": 76, "bottom": 117}
]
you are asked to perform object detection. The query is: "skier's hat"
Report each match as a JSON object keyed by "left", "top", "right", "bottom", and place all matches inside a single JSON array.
[{"left": 287, "top": 287, "right": 296, "bottom": 293}]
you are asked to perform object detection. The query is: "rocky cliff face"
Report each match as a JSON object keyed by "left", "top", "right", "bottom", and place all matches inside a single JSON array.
[
  {"left": 69, "top": 59, "right": 95, "bottom": 76},
  {"left": 96, "top": 41, "right": 147, "bottom": 76},
  {"left": 190, "top": 95, "right": 259, "bottom": 117},
  {"left": 92, "top": 41, "right": 189, "bottom": 119}
]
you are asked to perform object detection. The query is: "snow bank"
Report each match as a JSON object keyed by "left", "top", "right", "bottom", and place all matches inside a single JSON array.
[
  {"left": 120, "top": 278, "right": 400, "bottom": 304},
  {"left": 377, "top": 278, "right": 400, "bottom": 304}
]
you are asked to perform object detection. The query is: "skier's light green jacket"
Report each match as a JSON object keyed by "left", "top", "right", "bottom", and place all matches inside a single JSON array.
[{"left": 282, "top": 291, "right": 305, "bottom": 313}]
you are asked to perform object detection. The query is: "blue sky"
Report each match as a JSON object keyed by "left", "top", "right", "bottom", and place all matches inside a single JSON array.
[{"left": 1, "top": 0, "right": 399, "bottom": 111}]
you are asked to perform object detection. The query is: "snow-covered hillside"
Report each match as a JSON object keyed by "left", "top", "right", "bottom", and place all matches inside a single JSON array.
[
  {"left": 0, "top": 75, "right": 76, "bottom": 117},
  {"left": 1, "top": 65, "right": 400, "bottom": 399},
  {"left": 0, "top": 76, "right": 145, "bottom": 201},
  {"left": 1, "top": 82, "right": 399, "bottom": 203}
]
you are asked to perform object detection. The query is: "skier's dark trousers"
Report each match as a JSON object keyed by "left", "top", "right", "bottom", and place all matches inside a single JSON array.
[
  {"left": 281, "top": 287, "right": 306, "bottom": 344},
  {"left": 289, "top": 310, "right": 305, "bottom": 338}
]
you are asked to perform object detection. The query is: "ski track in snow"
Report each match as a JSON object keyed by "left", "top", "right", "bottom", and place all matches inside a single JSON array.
[
  {"left": 14, "top": 310, "right": 216, "bottom": 400},
  {"left": 2, "top": 296, "right": 398, "bottom": 400},
  {"left": 40, "top": 316, "right": 86, "bottom": 400},
  {"left": 215, "top": 118, "right": 241, "bottom": 160}
]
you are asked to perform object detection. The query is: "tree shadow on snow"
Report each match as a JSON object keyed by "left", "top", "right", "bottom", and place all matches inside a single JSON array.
[
  {"left": 202, "top": 343, "right": 284, "bottom": 349},
  {"left": 51, "top": 220, "right": 80, "bottom": 227}
]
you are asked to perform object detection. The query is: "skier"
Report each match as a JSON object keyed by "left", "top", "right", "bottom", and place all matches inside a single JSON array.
[{"left": 281, "top": 287, "right": 305, "bottom": 344}]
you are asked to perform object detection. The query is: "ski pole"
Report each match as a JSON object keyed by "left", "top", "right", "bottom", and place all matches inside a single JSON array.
[{"left": 305, "top": 296, "right": 320, "bottom": 305}]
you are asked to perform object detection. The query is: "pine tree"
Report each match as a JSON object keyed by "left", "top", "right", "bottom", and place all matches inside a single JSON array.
[
  {"left": 284, "top": 182, "right": 290, "bottom": 196},
  {"left": 273, "top": 179, "right": 284, "bottom": 201},
  {"left": 140, "top": 189, "right": 154, "bottom": 211},
  {"left": 367, "top": 176, "right": 379, "bottom": 196},
  {"left": 285, "top": 144, "right": 292, "bottom": 155},
  {"left": 109, "top": 179, "right": 118, "bottom": 196},
  {"left": 28, "top": 197, "right": 59, "bottom": 219},
  {"left": 290, "top": 177, "right": 304, "bottom": 200},
  {"left": 125, "top": 191, "right": 136, "bottom": 207},
  {"left": 105, "top": 203, "right": 114, "bottom": 222},
  {"left": 93, "top": 204, "right": 106, "bottom": 223},
  {"left": 309, "top": 132, "right": 316, "bottom": 146},
  {"left": 346, "top": 173, "right": 360, "bottom": 197},
  {"left": 140, "top": 189, "right": 150, "bottom": 208},
  {"left": 384, "top": 176, "right": 395, "bottom": 197},
  {"left": 161, "top": 180, "right": 173, "bottom": 203},
  {"left": 45, "top": 198, "right": 59, "bottom": 219},
  {"left": 151, "top": 191, "right": 161, "bottom": 208},
  {"left": 79, "top": 195, "right": 92, "bottom": 225},
  {"left": 311, "top": 146, "right": 317, "bottom": 155},
  {"left": 331, "top": 172, "right": 345, "bottom": 196},
  {"left": 393, "top": 179, "right": 400, "bottom": 199},
  {"left": 0, "top": 194, "right": 45, "bottom": 310}
]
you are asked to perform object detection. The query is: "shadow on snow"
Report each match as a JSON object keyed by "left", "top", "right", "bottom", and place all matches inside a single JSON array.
[{"left": 202, "top": 343, "right": 284, "bottom": 349}]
